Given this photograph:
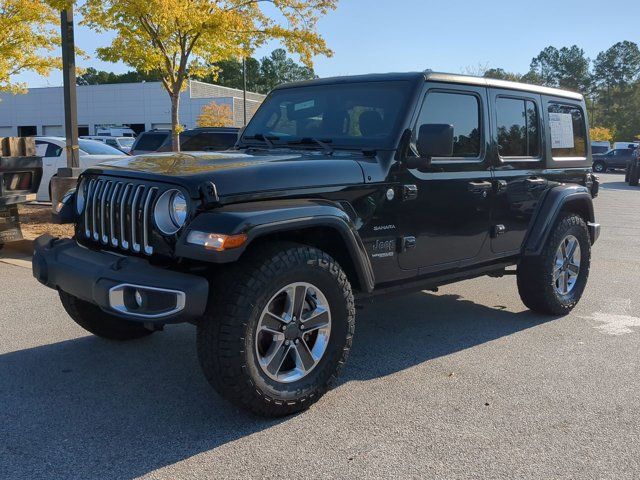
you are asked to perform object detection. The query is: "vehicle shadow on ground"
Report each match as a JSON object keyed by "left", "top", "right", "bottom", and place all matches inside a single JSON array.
[{"left": 0, "top": 291, "right": 555, "bottom": 479}]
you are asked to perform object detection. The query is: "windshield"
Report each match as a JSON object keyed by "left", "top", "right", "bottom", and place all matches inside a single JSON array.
[
  {"left": 117, "top": 138, "right": 135, "bottom": 147},
  {"left": 79, "top": 139, "right": 125, "bottom": 155},
  {"left": 241, "top": 81, "right": 412, "bottom": 149}
]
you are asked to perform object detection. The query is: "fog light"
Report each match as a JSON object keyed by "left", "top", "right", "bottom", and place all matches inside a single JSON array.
[
  {"left": 135, "top": 290, "right": 144, "bottom": 308},
  {"left": 186, "top": 231, "right": 248, "bottom": 251}
]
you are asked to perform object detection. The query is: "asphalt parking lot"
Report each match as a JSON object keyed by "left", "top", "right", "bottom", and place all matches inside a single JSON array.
[{"left": 1, "top": 173, "right": 639, "bottom": 479}]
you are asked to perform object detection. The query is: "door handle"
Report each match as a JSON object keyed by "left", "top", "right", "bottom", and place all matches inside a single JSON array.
[
  {"left": 468, "top": 181, "right": 493, "bottom": 194},
  {"left": 525, "top": 177, "right": 547, "bottom": 187}
]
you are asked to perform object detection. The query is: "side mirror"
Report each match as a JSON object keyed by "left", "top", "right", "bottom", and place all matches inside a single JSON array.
[
  {"left": 405, "top": 124, "right": 454, "bottom": 170},
  {"left": 417, "top": 123, "right": 454, "bottom": 159}
]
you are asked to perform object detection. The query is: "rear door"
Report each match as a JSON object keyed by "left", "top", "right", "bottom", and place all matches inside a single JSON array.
[{"left": 489, "top": 90, "right": 547, "bottom": 254}]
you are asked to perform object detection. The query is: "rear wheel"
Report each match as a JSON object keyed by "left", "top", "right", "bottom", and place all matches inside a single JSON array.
[
  {"left": 197, "top": 243, "right": 355, "bottom": 417},
  {"left": 59, "top": 291, "right": 154, "bottom": 340},
  {"left": 517, "top": 213, "right": 591, "bottom": 315}
]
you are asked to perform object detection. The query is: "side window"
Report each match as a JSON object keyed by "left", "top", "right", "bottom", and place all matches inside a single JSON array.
[
  {"left": 496, "top": 97, "right": 540, "bottom": 158},
  {"left": 413, "top": 91, "right": 481, "bottom": 159},
  {"left": 105, "top": 139, "right": 118, "bottom": 147},
  {"left": 182, "top": 132, "right": 235, "bottom": 151},
  {"left": 134, "top": 133, "right": 167, "bottom": 151},
  {"left": 35, "top": 141, "right": 62, "bottom": 157},
  {"left": 548, "top": 103, "right": 587, "bottom": 158}
]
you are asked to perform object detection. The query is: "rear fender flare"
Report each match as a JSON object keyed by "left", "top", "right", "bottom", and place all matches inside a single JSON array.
[{"left": 523, "top": 185, "right": 597, "bottom": 256}]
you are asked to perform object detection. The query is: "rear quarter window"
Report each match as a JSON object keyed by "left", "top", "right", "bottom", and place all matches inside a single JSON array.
[{"left": 548, "top": 103, "right": 587, "bottom": 159}]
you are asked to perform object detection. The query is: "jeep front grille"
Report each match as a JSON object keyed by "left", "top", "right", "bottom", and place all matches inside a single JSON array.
[{"left": 83, "top": 179, "right": 158, "bottom": 255}]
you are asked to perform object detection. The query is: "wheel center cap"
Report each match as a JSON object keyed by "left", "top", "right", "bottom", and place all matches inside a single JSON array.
[{"left": 284, "top": 323, "right": 300, "bottom": 340}]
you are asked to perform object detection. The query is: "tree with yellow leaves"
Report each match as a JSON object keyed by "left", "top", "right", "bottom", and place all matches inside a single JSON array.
[
  {"left": 81, "top": 0, "right": 337, "bottom": 151},
  {"left": 590, "top": 126, "right": 614, "bottom": 143},
  {"left": 197, "top": 101, "right": 234, "bottom": 127},
  {"left": 0, "top": 0, "right": 61, "bottom": 94}
]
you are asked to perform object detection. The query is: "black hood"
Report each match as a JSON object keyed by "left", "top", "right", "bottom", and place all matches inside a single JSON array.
[{"left": 91, "top": 150, "right": 366, "bottom": 199}]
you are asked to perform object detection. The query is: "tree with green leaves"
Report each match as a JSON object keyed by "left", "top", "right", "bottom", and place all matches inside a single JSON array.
[
  {"left": 0, "top": 0, "right": 61, "bottom": 94},
  {"left": 257, "top": 48, "right": 316, "bottom": 92},
  {"left": 528, "top": 45, "right": 591, "bottom": 92},
  {"left": 482, "top": 68, "right": 522, "bottom": 82},
  {"left": 81, "top": 0, "right": 337, "bottom": 151}
]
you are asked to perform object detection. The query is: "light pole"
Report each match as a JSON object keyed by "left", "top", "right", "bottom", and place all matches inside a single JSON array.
[
  {"left": 51, "top": 6, "right": 81, "bottom": 211},
  {"left": 60, "top": 7, "right": 79, "bottom": 168},
  {"left": 242, "top": 57, "right": 247, "bottom": 126}
]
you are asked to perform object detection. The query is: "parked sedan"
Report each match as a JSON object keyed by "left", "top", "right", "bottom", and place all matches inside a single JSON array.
[
  {"left": 80, "top": 136, "right": 135, "bottom": 154},
  {"left": 35, "top": 137, "right": 128, "bottom": 202},
  {"left": 592, "top": 148, "right": 636, "bottom": 173}
]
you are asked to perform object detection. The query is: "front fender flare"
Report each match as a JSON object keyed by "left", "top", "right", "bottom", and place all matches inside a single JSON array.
[
  {"left": 523, "top": 184, "right": 598, "bottom": 256},
  {"left": 175, "top": 199, "right": 375, "bottom": 293}
]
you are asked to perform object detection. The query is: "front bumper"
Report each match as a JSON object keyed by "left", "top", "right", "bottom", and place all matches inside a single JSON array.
[
  {"left": 33, "top": 235, "right": 209, "bottom": 323},
  {"left": 588, "top": 222, "right": 601, "bottom": 244}
]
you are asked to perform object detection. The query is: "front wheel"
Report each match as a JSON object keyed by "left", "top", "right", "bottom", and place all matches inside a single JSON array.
[
  {"left": 517, "top": 213, "right": 591, "bottom": 315},
  {"left": 592, "top": 161, "right": 606, "bottom": 173},
  {"left": 197, "top": 243, "right": 355, "bottom": 417}
]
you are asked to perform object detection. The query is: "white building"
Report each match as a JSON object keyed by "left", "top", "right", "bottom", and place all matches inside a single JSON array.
[{"left": 0, "top": 80, "right": 265, "bottom": 137}]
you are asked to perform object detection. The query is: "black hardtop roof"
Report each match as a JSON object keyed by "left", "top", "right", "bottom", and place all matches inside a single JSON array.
[{"left": 274, "top": 70, "right": 584, "bottom": 101}]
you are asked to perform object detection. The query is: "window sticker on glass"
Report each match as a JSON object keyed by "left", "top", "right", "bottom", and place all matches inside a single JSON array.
[
  {"left": 294, "top": 100, "right": 315, "bottom": 111},
  {"left": 549, "top": 112, "right": 575, "bottom": 149}
]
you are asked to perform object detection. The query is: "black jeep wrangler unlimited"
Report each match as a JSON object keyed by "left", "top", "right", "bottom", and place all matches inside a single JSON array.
[{"left": 33, "top": 72, "right": 600, "bottom": 417}]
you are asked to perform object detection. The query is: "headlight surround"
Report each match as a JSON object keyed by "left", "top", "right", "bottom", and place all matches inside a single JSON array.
[
  {"left": 154, "top": 189, "right": 188, "bottom": 235},
  {"left": 75, "top": 178, "right": 87, "bottom": 214}
]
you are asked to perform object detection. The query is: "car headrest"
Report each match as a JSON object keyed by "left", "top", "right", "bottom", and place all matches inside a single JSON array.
[{"left": 359, "top": 110, "right": 384, "bottom": 137}]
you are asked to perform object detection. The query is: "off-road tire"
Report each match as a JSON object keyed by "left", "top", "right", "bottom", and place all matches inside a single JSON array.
[
  {"left": 197, "top": 243, "right": 356, "bottom": 417},
  {"left": 629, "top": 163, "right": 639, "bottom": 186},
  {"left": 59, "top": 290, "right": 154, "bottom": 340},
  {"left": 517, "top": 213, "right": 591, "bottom": 315},
  {"left": 592, "top": 161, "right": 606, "bottom": 174}
]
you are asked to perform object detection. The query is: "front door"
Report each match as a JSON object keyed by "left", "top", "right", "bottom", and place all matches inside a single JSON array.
[
  {"left": 35, "top": 140, "right": 66, "bottom": 201},
  {"left": 394, "top": 84, "right": 493, "bottom": 273},
  {"left": 488, "top": 90, "right": 546, "bottom": 254}
]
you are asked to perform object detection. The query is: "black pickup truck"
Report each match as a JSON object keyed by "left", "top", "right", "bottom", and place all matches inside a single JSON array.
[{"left": 33, "top": 72, "right": 600, "bottom": 416}]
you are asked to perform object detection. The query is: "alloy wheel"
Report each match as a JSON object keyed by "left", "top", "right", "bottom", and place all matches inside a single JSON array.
[
  {"left": 553, "top": 234, "right": 581, "bottom": 295},
  {"left": 255, "top": 282, "right": 332, "bottom": 383}
]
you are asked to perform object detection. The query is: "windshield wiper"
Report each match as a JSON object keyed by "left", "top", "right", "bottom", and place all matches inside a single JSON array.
[
  {"left": 287, "top": 137, "right": 334, "bottom": 155},
  {"left": 243, "top": 133, "right": 279, "bottom": 148}
]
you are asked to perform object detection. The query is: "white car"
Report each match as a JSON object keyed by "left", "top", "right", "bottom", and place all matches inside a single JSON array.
[
  {"left": 35, "top": 137, "right": 129, "bottom": 202},
  {"left": 80, "top": 136, "right": 135, "bottom": 154}
]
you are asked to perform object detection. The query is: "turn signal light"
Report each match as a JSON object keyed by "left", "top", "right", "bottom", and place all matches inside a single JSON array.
[{"left": 186, "top": 231, "right": 248, "bottom": 251}]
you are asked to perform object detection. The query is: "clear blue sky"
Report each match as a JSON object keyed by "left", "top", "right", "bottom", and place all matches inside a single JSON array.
[{"left": 15, "top": 0, "right": 639, "bottom": 87}]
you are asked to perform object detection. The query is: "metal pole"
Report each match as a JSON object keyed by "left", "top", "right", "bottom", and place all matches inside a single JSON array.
[
  {"left": 60, "top": 7, "right": 79, "bottom": 168},
  {"left": 242, "top": 57, "right": 247, "bottom": 126}
]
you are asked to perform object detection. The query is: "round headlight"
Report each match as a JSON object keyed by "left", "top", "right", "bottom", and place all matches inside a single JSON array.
[
  {"left": 76, "top": 178, "right": 87, "bottom": 214},
  {"left": 154, "top": 189, "right": 188, "bottom": 235},
  {"left": 170, "top": 191, "right": 188, "bottom": 227}
]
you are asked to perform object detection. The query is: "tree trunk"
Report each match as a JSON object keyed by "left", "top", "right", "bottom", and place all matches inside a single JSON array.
[{"left": 170, "top": 93, "right": 181, "bottom": 152}]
